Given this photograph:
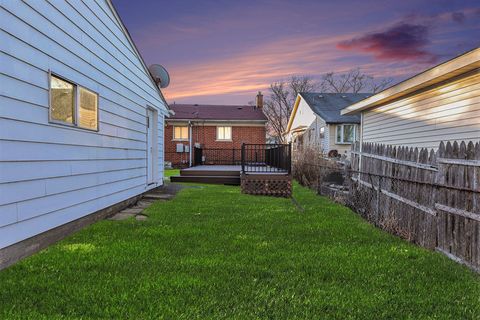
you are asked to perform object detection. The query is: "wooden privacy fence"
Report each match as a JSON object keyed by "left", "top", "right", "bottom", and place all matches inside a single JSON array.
[{"left": 350, "top": 140, "right": 480, "bottom": 272}]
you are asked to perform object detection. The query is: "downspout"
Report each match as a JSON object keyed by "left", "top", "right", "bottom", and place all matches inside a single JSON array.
[
  {"left": 358, "top": 112, "right": 364, "bottom": 178},
  {"left": 188, "top": 121, "right": 193, "bottom": 167}
]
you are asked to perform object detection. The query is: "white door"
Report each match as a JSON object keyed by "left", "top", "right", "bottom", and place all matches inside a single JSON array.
[{"left": 146, "top": 108, "right": 156, "bottom": 184}]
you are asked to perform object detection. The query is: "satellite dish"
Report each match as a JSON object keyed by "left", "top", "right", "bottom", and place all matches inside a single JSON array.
[{"left": 148, "top": 64, "right": 170, "bottom": 88}]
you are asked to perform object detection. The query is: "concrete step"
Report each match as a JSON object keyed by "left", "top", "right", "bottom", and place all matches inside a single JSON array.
[
  {"left": 142, "top": 193, "right": 175, "bottom": 200},
  {"left": 170, "top": 175, "right": 240, "bottom": 185}
]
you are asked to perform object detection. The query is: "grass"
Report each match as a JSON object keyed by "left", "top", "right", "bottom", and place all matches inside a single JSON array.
[
  {"left": 0, "top": 182, "right": 479, "bottom": 319},
  {"left": 164, "top": 168, "right": 179, "bottom": 178}
]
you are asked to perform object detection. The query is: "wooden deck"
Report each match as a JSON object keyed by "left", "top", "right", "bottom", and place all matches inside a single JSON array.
[
  {"left": 170, "top": 165, "right": 241, "bottom": 185},
  {"left": 170, "top": 165, "right": 288, "bottom": 185}
]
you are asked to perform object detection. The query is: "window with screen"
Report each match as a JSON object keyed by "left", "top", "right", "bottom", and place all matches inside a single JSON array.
[
  {"left": 49, "top": 74, "right": 98, "bottom": 131},
  {"left": 78, "top": 87, "right": 98, "bottom": 130}
]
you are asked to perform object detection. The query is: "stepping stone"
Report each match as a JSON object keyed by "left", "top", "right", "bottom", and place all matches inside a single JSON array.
[
  {"left": 136, "top": 201, "right": 153, "bottom": 208},
  {"left": 143, "top": 193, "right": 174, "bottom": 200},
  {"left": 121, "top": 208, "right": 144, "bottom": 214},
  {"left": 135, "top": 214, "right": 148, "bottom": 221},
  {"left": 108, "top": 212, "right": 135, "bottom": 221}
]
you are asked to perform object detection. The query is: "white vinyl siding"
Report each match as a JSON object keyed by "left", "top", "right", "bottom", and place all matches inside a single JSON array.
[
  {"left": 362, "top": 70, "right": 480, "bottom": 149},
  {"left": 0, "top": 0, "right": 167, "bottom": 248}
]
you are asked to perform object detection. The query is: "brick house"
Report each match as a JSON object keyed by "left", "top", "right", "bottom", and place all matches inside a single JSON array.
[{"left": 165, "top": 93, "right": 267, "bottom": 167}]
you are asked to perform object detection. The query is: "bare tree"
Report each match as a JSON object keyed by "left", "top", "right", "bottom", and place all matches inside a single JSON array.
[
  {"left": 263, "top": 76, "right": 318, "bottom": 143},
  {"left": 321, "top": 68, "right": 392, "bottom": 94}
]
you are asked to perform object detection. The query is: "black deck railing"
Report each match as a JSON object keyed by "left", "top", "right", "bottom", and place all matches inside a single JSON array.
[{"left": 241, "top": 143, "right": 291, "bottom": 174}]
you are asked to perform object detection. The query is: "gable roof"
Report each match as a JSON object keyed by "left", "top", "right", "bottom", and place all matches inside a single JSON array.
[
  {"left": 299, "top": 92, "right": 370, "bottom": 123},
  {"left": 168, "top": 104, "right": 268, "bottom": 122},
  {"left": 342, "top": 47, "right": 480, "bottom": 115},
  {"left": 106, "top": 0, "right": 169, "bottom": 111}
]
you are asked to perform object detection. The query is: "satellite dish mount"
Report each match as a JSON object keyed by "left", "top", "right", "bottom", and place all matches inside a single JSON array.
[{"left": 148, "top": 64, "right": 170, "bottom": 89}]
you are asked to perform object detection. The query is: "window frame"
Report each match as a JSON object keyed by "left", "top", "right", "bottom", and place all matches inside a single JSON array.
[
  {"left": 216, "top": 126, "right": 232, "bottom": 141},
  {"left": 172, "top": 125, "right": 189, "bottom": 141},
  {"left": 48, "top": 71, "right": 99, "bottom": 132},
  {"left": 335, "top": 124, "right": 356, "bottom": 144}
]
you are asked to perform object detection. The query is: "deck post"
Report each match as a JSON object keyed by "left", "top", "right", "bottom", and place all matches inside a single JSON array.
[
  {"left": 241, "top": 143, "right": 245, "bottom": 174},
  {"left": 288, "top": 143, "right": 292, "bottom": 174}
]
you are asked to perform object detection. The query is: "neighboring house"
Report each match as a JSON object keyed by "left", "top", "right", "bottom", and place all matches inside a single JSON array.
[
  {"left": 165, "top": 93, "right": 267, "bottom": 167},
  {"left": 285, "top": 93, "right": 370, "bottom": 156},
  {"left": 0, "top": 1, "right": 169, "bottom": 254},
  {"left": 342, "top": 47, "right": 480, "bottom": 149}
]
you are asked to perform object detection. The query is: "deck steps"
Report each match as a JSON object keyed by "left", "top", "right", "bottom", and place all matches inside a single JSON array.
[
  {"left": 170, "top": 175, "right": 240, "bottom": 185},
  {"left": 179, "top": 170, "right": 240, "bottom": 177}
]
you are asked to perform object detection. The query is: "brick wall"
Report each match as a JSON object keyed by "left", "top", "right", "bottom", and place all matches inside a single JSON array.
[{"left": 165, "top": 123, "right": 266, "bottom": 167}]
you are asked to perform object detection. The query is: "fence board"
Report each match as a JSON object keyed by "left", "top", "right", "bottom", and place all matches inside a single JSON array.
[{"left": 349, "top": 140, "right": 480, "bottom": 271}]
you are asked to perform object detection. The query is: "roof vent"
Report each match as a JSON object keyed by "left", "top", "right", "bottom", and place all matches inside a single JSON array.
[
  {"left": 317, "top": 95, "right": 323, "bottom": 99},
  {"left": 237, "top": 107, "right": 242, "bottom": 110},
  {"left": 341, "top": 95, "right": 347, "bottom": 98},
  {"left": 194, "top": 104, "right": 199, "bottom": 106}
]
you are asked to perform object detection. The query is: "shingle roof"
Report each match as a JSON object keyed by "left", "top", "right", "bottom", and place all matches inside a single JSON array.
[
  {"left": 168, "top": 104, "right": 267, "bottom": 121},
  {"left": 299, "top": 93, "right": 371, "bottom": 123}
]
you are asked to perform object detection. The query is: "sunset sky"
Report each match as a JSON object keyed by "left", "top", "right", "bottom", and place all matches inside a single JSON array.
[{"left": 113, "top": 0, "right": 480, "bottom": 105}]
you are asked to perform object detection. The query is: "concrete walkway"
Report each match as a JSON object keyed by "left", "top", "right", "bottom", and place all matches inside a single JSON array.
[{"left": 108, "top": 183, "right": 180, "bottom": 221}]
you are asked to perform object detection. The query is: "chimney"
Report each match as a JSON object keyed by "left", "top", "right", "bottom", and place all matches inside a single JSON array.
[{"left": 256, "top": 91, "right": 263, "bottom": 109}]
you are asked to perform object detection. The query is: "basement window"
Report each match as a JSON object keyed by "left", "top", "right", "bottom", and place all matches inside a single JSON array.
[
  {"left": 173, "top": 126, "right": 189, "bottom": 140},
  {"left": 336, "top": 124, "right": 356, "bottom": 144},
  {"left": 216, "top": 126, "right": 232, "bottom": 141},
  {"left": 49, "top": 73, "right": 99, "bottom": 131}
]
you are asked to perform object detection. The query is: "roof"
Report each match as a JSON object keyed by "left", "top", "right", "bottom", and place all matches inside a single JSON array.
[
  {"left": 342, "top": 47, "right": 480, "bottom": 115},
  {"left": 167, "top": 104, "right": 268, "bottom": 122},
  {"left": 299, "top": 92, "right": 370, "bottom": 123}
]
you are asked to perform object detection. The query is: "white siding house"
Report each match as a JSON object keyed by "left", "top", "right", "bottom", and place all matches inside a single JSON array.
[
  {"left": 342, "top": 48, "right": 480, "bottom": 149},
  {"left": 285, "top": 93, "right": 369, "bottom": 157},
  {"left": 0, "top": 0, "right": 169, "bottom": 250}
]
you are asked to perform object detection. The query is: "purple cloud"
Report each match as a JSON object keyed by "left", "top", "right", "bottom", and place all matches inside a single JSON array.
[
  {"left": 337, "top": 23, "right": 438, "bottom": 63},
  {"left": 451, "top": 12, "right": 466, "bottom": 24}
]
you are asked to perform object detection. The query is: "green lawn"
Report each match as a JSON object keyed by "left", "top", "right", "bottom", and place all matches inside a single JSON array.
[
  {"left": 164, "top": 168, "right": 179, "bottom": 178},
  {"left": 0, "top": 182, "right": 479, "bottom": 319}
]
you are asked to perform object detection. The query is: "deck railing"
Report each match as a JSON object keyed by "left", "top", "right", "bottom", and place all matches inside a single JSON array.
[{"left": 241, "top": 143, "right": 291, "bottom": 174}]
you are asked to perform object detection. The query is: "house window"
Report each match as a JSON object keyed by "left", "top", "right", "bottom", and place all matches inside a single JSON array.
[
  {"left": 173, "top": 126, "right": 189, "bottom": 140},
  {"left": 216, "top": 126, "right": 232, "bottom": 141},
  {"left": 319, "top": 127, "right": 325, "bottom": 139},
  {"left": 49, "top": 74, "right": 98, "bottom": 131},
  {"left": 336, "top": 124, "right": 356, "bottom": 144}
]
